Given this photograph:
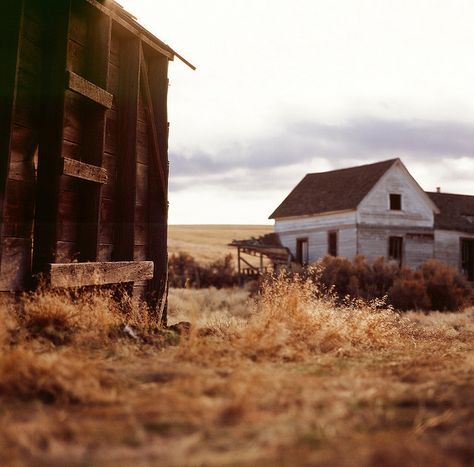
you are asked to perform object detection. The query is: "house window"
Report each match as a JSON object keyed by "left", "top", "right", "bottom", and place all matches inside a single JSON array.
[
  {"left": 296, "top": 238, "right": 309, "bottom": 265},
  {"left": 388, "top": 236, "right": 403, "bottom": 265},
  {"left": 389, "top": 193, "right": 401, "bottom": 210},
  {"left": 328, "top": 231, "right": 338, "bottom": 257}
]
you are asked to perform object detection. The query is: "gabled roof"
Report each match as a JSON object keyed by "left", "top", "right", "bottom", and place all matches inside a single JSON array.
[
  {"left": 269, "top": 159, "right": 398, "bottom": 219},
  {"left": 427, "top": 192, "right": 474, "bottom": 234}
]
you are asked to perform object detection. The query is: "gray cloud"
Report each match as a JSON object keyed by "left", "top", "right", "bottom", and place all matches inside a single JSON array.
[{"left": 169, "top": 117, "right": 474, "bottom": 191}]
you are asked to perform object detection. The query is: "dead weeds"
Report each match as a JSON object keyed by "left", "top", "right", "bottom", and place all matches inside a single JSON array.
[{"left": 0, "top": 274, "right": 472, "bottom": 466}]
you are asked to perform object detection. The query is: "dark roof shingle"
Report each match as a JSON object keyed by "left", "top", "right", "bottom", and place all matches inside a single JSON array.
[
  {"left": 269, "top": 159, "right": 397, "bottom": 219},
  {"left": 427, "top": 192, "right": 474, "bottom": 234}
]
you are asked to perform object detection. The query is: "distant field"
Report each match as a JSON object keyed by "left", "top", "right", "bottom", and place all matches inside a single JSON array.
[{"left": 168, "top": 224, "right": 273, "bottom": 263}]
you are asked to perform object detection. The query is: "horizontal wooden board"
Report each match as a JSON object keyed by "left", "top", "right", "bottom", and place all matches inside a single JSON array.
[
  {"left": 67, "top": 71, "right": 114, "bottom": 109},
  {"left": 48, "top": 260, "right": 154, "bottom": 287},
  {"left": 61, "top": 157, "right": 108, "bottom": 183}
]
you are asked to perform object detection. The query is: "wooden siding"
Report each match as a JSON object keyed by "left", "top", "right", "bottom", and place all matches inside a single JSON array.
[
  {"left": 275, "top": 211, "right": 357, "bottom": 263},
  {"left": 275, "top": 210, "right": 357, "bottom": 233},
  {"left": 0, "top": 0, "right": 42, "bottom": 290},
  {"left": 358, "top": 227, "right": 434, "bottom": 268},
  {"left": 0, "top": 0, "right": 174, "bottom": 320},
  {"left": 405, "top": 234, "right": 434, "bottom": 269},
  {"left": 434, "top": 229, "right": 474, "bottom": 270},
  {"left": 358, "top": 163, "right": 434, "bottom": 228}
]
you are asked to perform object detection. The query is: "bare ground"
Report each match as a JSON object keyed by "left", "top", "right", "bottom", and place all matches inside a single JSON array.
[{"left": 0, "top": 278, "right": 473, "bottom": 466}]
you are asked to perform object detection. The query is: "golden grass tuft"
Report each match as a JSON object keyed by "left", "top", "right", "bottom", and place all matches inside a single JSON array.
[
  {"left": 177, "top": 273, "right": 463, "bottom": 363},
  {"left": 19, "top": 288, "right": 123, "bottom": 345},
  {"left": 0, "top": 347, "right": 114, "bottom": 404}
]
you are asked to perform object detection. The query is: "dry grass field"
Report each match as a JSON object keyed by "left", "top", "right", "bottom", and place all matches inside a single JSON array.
[
  {"left": 168, "top": 224, "right": 272, "bottom": 263},
  {"left": 0, "top": 272, "right": 473, "bottom": 466}
]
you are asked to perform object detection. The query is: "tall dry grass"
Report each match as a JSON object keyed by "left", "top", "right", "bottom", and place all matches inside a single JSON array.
[
  {"left": 0, "top": 275, "right": 472, "bottom": 466},
  {"left": 0, "top": 287, "right": 158, "bottom": 405},
  {"left": 176, "top": 272, "right": 468, "bottom": 366}
]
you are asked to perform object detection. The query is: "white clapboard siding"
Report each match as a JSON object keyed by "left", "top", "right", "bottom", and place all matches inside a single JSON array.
[
  {"left": 405, "top": 235, "right": 435, "bottom": 269},
  {"left": 358, "top": 227, "right": 434, "bottom": 269},
  {"left": 357, "top": 228, "right": 389, "bottom": 262},
  {"left": 278, "top": 224, "right": 357, "bottom": 264},
  {"left": 276, "top": 211, "right": 357, "bottom": 263},
  {"left": 358, "top": 163, "right": 434, "bottom": 228},
  {"left": 434, "top": 230, "right": 474, "bottom": 269},
  {"left": 275, "top": 210, "right": 356, "bottom": 233}
]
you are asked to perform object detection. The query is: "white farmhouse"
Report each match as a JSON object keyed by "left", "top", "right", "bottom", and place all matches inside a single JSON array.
[{"left": 265, "top": 158, "right": 474, "bottom": 280}]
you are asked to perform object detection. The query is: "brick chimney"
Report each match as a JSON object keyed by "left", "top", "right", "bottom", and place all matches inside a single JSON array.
[{"left": 436, "top": 187, "right": 441, "bottom": 193}]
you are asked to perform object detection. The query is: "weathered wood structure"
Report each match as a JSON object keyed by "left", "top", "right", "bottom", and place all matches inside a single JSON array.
[
  {"left": 0, "top": 0, "right": 193, "bottom": 319},
  {"left": 256, "top": 159, "right": 474, "bottom": 280},
  {"left": 229, "top": 233, "right": 291, "bottom": 279}
]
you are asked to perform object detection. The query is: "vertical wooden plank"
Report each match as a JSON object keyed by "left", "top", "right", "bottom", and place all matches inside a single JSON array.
[
  {"left": 78, "top": 10, "right": 112, "bottom": 261},
  {"left": 146, "top": 52, "right": 169, "bottom": 322},
  {"left": 0, "top": 0, "right": 24, "bottom": 268},
  {"left": 114, "top": 37, "right": 140, "bottom": 260},
  {"left": 32, "top": 0, "right": 71, "bottom": 275}
]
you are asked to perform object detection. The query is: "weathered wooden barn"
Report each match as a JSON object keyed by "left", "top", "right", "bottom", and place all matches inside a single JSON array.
[
  {"left": 232, "top": 159, "right": 474, "bottom": 281},
  {"left": 1, "top": 0, "right": 193, "bottom": 318}
]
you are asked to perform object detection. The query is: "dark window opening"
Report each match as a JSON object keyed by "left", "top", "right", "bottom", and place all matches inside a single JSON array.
[
  {"left": 461, "top": 239, "right": 474, "bottom": 281},
  {"left": 296, "top": 238, "right": 309, "bottom": 265},
  {"left": 390, "top": 193, "right": 402, "bottom": 210},
  {"left": 328, "top": 231, "right": 338, "bottom": 257},
  {"left": 388, "top": 236, "right": 403, "bottom": 265}
]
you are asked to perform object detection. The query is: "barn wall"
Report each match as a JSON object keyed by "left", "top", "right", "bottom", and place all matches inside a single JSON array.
[
  {"left": 358, "top": 163, "right": 434, "bottom": 228},
  {"left": 0, "top": 0, "right": 42, "bottom": 290},
  {"left": 0, "top": 0, "right": 172, "bottom": 307},
  {"left": 275, "top": 211, "right": 357, "bottom": 263}
]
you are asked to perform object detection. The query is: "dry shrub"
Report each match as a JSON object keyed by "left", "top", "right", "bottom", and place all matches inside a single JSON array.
[
  {"left": 168, "top": 252, "right": 238, "bottom": 288},
  {"left": 420, "top": 259, "right": 471, "bottom": 311},
  {"left": 178, "top": 273, "right": 427, "bottom": 363},
  {"left": 0, "top": 347, "right": 113, "bottom": 403},
  {"left": 18, "top": 288, "right": 124, "bottom": 345},
  {"left": 388, "top": 270, "right": 431, "bottom": 311},
  {"left": 316, "top": 256, "right": 471, "bottom": 311},
  {"left": 317, "top": 255, "right": 398, "bottom": 301}
]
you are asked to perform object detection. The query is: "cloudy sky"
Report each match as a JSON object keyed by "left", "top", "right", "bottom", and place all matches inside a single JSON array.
[{"left": 120, "top": 0, "right": 474, "bottom": 224}]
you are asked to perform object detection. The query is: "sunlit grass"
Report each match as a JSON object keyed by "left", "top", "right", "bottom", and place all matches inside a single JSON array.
[{"left": 0, "top": 276, "right": 472, "bottom": 466}]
